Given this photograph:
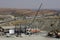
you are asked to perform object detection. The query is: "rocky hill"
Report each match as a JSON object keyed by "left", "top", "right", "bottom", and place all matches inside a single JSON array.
[
  {"left": 0, "top": 8, "right": 59, "bottom": 16},
  {"left": 0, "top": 8, "right": 60, "bottom": 31}
]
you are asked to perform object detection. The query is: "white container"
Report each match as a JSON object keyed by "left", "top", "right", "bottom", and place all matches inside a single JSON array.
[{"left": 9, "top": 29, "right": 14, "bottom": 35}]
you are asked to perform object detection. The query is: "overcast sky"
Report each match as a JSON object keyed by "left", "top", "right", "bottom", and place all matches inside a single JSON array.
[{"left": 0, "top": 0, "right": 60, "bottom": 9}]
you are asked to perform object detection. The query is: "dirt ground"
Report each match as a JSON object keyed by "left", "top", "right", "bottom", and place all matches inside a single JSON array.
[{"left": 0, "top": 33, "right": 60, "bottom": 40}]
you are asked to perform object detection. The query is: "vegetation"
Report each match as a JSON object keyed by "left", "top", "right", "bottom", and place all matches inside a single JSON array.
[{"left": 0, "top": 18, "right": 4, "bottom": 20}]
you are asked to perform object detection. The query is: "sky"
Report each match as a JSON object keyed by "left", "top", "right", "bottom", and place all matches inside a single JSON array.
[{"left": 0, "top": 0, "right": 60, "bottom": 9}]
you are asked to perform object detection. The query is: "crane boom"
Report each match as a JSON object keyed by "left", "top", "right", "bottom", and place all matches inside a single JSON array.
[{"left": 28, "top": 3, "right": 43, "bottom": 27}]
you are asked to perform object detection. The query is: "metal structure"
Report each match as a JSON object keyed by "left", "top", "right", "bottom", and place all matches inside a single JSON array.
[{"left": 28, "top": 3, "right": 43, "bottom": 28}]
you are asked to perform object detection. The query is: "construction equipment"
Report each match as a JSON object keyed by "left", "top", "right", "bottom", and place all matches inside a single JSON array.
[
  {"left": 26, "top": 3, "right": 43, "bottom": 34},
  {"left": 47, "top": 19, "right": 60, "bottom": 38}
]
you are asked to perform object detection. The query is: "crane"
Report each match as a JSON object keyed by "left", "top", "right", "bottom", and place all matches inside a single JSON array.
[{"left": 28, "top": 3, "right": 43, "bottom": 27}]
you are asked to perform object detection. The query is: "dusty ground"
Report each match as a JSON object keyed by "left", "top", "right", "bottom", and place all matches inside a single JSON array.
[{"left": 0, "top": 33, "right": 60, "bottom": 40}]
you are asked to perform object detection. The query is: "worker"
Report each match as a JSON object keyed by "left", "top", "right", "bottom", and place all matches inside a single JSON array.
[{"left": 15, "top": 28, "right": 19, "bottom": 37}]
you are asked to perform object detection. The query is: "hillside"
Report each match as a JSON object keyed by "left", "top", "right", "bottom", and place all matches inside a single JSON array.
[
  {"left": 0, "top": 8, "right": 59, "bottom": 16},
  {"left": 0, "top": 8, "right": 60, "bottom": 31}
]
